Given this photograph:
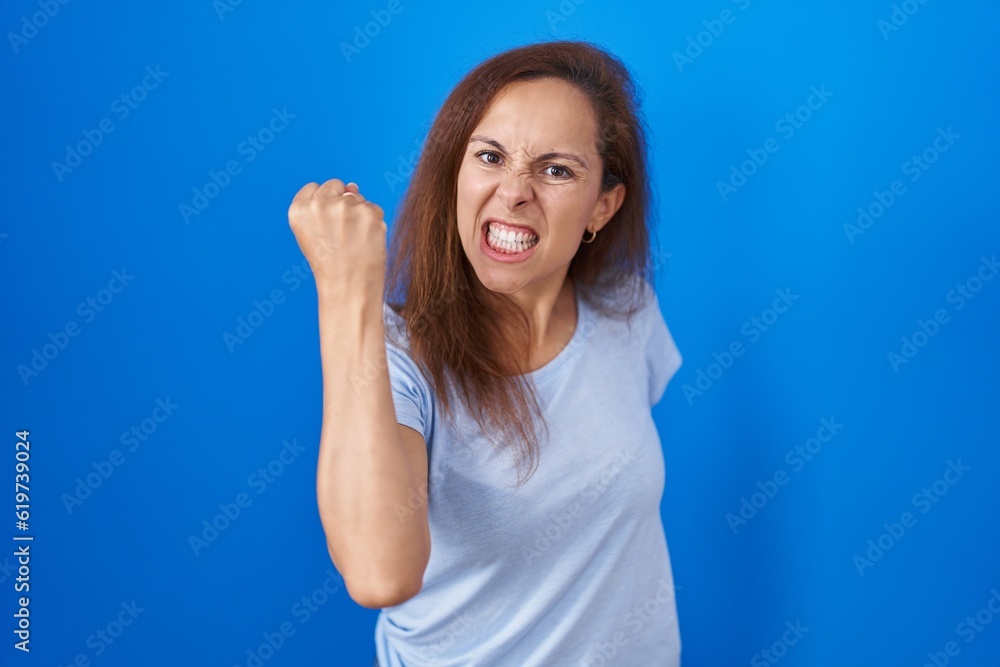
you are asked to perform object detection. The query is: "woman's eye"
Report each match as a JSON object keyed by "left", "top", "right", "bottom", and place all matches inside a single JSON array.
[
  {"left": 477, "top": 151, "right": 501, "bottom": 165},
  {"left": 473, "top": 151, "right": 571, "bottom": 179}
]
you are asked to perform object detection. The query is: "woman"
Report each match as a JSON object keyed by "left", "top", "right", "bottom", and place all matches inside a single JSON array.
[{"left": 288, "top": 40, "right": 684, "bottom": 667}]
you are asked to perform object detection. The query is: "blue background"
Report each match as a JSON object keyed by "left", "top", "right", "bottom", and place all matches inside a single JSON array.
[{"left": 3, "top": 1, "right": 998, "bottom": 665}]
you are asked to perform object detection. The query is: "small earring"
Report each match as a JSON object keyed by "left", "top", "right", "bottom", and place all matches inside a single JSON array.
[{"left": 581, "top": 228, "right": 598, "bottom": 244}]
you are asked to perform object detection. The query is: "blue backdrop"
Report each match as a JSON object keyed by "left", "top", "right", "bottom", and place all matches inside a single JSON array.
[{"left": 4, "top": 1, "right": 998, "bottom": 665}]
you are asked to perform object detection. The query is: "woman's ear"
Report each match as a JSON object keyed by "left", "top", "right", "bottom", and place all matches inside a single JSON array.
[{"left": 591, "top": 183, "right": 626, "bottom": 232}]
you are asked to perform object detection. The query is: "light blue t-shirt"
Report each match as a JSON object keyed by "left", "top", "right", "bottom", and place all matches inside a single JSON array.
[{"left": 375, "top": 279, "right": 684, "bottom": 667}]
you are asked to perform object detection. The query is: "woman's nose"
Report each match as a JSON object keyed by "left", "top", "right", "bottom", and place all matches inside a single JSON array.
[{"left": 495, "top": 170, "right": 534, "bottom": 210}]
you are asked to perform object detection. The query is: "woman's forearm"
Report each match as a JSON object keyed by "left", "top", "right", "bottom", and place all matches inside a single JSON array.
[{"left": 314, "top": 284, "right": 430, "bottom": 608}]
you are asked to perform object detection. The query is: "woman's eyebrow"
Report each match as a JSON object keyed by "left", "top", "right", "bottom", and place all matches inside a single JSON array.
[{"left": 468, "top": 135, "right": 589, "bottom": 169}]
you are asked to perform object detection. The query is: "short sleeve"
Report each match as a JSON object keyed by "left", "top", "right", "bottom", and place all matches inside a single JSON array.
[
  {"left": 384, "top": 332, "right": 435, "bottom": 446},
  {"left": 644, "top": 289, "right": 683, "bottom": 407}
]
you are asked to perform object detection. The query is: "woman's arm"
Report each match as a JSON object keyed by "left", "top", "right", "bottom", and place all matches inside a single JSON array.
[
  {"left": 287, "top": 179, "right": 430, "bottom": 609},
  {"left": 315, "top": 287, "right": 430, "bottom": 609}
]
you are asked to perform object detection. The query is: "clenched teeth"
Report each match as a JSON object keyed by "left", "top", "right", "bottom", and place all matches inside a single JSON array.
[{"left": 487, "top": 223, "right": 538, "bottom": 253}]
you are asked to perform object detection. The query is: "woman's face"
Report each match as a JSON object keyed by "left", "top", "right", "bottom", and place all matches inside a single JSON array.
[{"left": 456, "top": 77, "right": 625, "bottom": 297}]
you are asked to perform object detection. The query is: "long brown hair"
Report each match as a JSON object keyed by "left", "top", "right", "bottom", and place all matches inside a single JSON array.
[{"left": 385, "top": 40, "right": 661, "bottom": 488}]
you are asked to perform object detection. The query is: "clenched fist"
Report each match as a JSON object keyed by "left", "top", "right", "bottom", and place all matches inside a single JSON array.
[{"left": 287, "top": 179, "right": 387, "bottom": 294}]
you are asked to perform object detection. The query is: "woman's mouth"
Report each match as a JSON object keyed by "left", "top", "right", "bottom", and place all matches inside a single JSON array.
[{"left": 481, "top": 220, "right": 539, "bottom": 262}]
